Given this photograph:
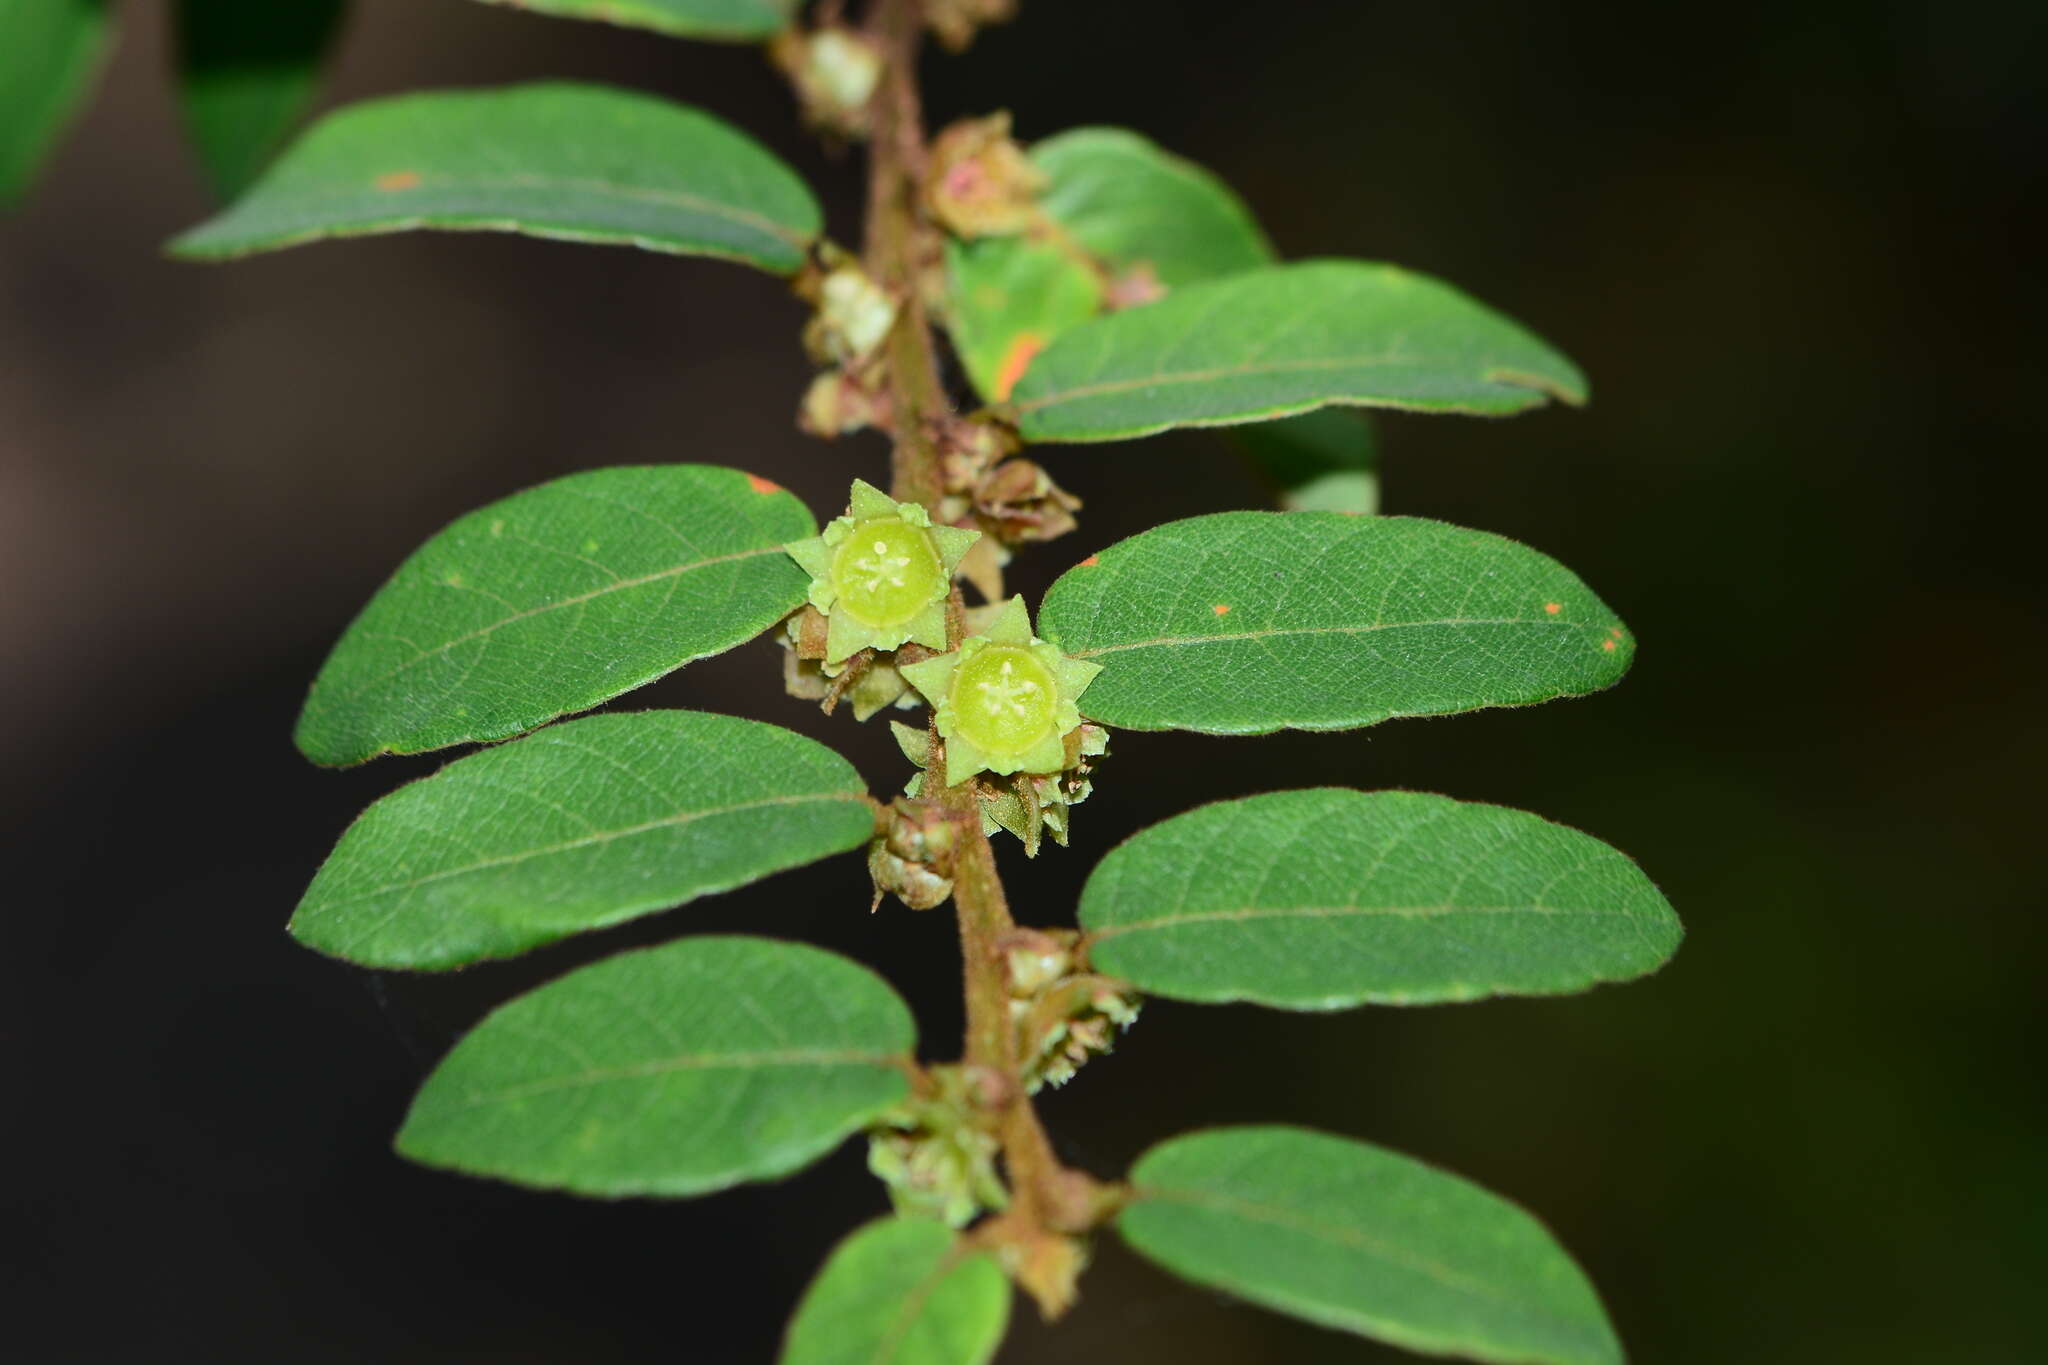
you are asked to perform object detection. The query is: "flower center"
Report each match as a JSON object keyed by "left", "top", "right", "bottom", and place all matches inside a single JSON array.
[
  {"left": 952, "top": 645, "right": 1058, "bottom": 756},
  {"left": 830, "top": 517, "right": 943, "bottom": 627}
]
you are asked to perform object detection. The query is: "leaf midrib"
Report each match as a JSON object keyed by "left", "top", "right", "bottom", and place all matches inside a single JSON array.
[
  {"left": 441, "top": 1046, "right": 903, "bottom": 1110},
  {"left": 867, "top": 1246, "right": 983, "bottom": 1365},
  {"left": 320, "top": 542, "right": 789, "bottom": 705},
  {"left": 1015, "top": 351, "right": 1424, "bottom": 414},
  {"left": 1067, "top": 615, "right": 1611, "bottom": 659},
  {"left": 231, "top": 170, "right": 811, "bottom": 246},
  {"left": 1089, "top": 901, "right": 1638, "bottom": 940},
  {"left": 1132, "top": 1183, "right": 1546, "bottom": 1316},
  {"left": 317, "top": 788, "right": 866, "bottom": 912}
]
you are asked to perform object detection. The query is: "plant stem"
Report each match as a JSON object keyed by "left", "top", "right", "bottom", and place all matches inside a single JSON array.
[
  {"left": 857, "top": 0, "right": 1104, "bottom": 1266},
  {"left": 864, "top": 0, "right": 949, "bottom": 509}
]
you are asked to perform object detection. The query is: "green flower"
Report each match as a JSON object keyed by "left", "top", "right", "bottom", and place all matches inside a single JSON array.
[
  {"left": 900, "top": 596, "right": 1101, "bottom": 787},
  {"left": 785, "top": 480, "right": 978, "bottom": 665}
]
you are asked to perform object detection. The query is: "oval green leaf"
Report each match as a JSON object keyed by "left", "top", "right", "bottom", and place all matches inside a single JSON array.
[
  {"left": 1010, "top": 261, "right": 1587, "bottom": 442},
  {"left": 292, "top": 711, "right": 874, "bottom": 970},
  {"left": 465, "top": 0, "right": 796, "bottom": 42},
  {"left": 175, "top": 0, "right": 345, "bottom": 200},
  {"left": 1, "top": 0, "right": 112, "bottom": 207},
  {"left": 1038, "top": 511, "right": 1632, "bottom": 735},
  {"left": 168, "top": 82, "right": 821, "bottom": 273},
  {"left": 1032, "top": 126, "right": 1272, "bottom": 287},
  {"left": 397, "top": 936, "right": 914, "bottom": 1197},
  {"left": 1081, "top": 789, "right": 1679, "bottom": 1007},
  {"left": 1122, "top": 1126, "right": 1622, "bottom": 1365},
  {"left": 780, "top": 1218, "right": 1011, "bottom": 1365},
  {"left": 296, "top": 464, "right": 812, "bottom": 767}
]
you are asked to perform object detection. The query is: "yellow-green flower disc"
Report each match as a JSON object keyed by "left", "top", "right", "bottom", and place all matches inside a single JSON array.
[
  {"left": 901, "top": 596, "right": 1102, "bottom": 787},
  {"left": 830, "top": 518, "right": 945, "bottom": 628},
  {"left": 952, "top": 644, "right": 1060, "bottom": 758},
  {"left": 784, "top": 480, "right": 979, "bottom": 665}
]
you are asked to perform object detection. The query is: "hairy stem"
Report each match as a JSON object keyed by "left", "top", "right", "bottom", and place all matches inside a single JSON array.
[
  {"left": 864, "top": 0, "right": 949, "bottom": 508},
  {"left": 855, "top": 0, "right": 1100, "bottom": 1267}
]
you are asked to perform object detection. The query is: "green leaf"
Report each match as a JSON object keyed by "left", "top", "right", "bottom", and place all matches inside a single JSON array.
[
  {"left": 1121, "top": 1127, "right": 1621, "bottom": 1365},
  {"left": 296, "top": 464, "right": 812, "bottom": 767},
  {"left": 1038, "top": 511, "right": 1631, "bottom": 735},
  {"left": 944, "top": 126, "right": 1270, "bottom": 404},
  {"left": 780, "top": 1218, "right": 1011, "bottom": 1365},
  {"left": 1032, "top": 126, "right": 1273, "bottom": 288},
  {"left": 1231, "top": 407, "right": 1380, "bottom": 515},
  {"left": 1080, "top": 789, "right": 1679, "bottom": 1008},
  {"left": 944, "top": 235, "right": 1102, "bottom": 401},
  {"left": 465, "top": 0, "right": 796, "bottom": 42},
  {"left": 396, "top": 936, "right": 913, "bottom": 1197},
  {"left": 175, "top": 0, "right": 346, "bottom": 201},
  {"left": 1010, "top": 261, "right": 1587, "bottom": 442},
  {"left": 293, "top": 711, "right": 874, "bottom": 970},
  {"left": 168, "top": 82, "right": 821, "bottom": 273},
  {"left": 0, "top": 0, "right": 112, "bottom": 208}
]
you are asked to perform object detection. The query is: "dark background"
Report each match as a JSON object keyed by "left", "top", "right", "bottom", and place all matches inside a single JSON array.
[{"left": 4, "top": 1, "right": 2041, "bottom": 1361}]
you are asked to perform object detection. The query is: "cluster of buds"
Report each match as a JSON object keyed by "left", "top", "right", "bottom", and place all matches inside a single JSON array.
[
  {"left": 1000, "top": 928, "right": 1142, "bottom": 1093},
  {"left": 929, "top": 418, "right": 1087, "bottom": 602},
  {"left": 973, "top": 457, "right": 1081, "bottom": 547},
  {"left": 768, "top": 24, "right": 883, "bottom": 139},
  {"left": 793, "top": 251, "right": 899, "bottom": 440},
  {"left": 866, "top": 1066, "right": 1007, "bottom": 1228},
  {"left": 866, "top": 796, "right": 957, "bottom": 912},
  {"left": 894, "top": 717, "right": 1107, "bottom": 858}
]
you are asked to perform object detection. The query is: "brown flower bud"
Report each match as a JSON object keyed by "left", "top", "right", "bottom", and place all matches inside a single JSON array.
[
  {"left": 975, "top": 458, "right": 1082, "bottom": 545},
  {"left": 926, "top": 113, "right": 1047, "bottom": 239}
]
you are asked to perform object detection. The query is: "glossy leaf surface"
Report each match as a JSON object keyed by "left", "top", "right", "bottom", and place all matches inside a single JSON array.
[
  {"left": 296, "top": 464, "right": 812, "bottom": 766},
  {"left": 169, "top": 82, "right": 820, "bottom": 273},
  {"left": 175, "top": 0, "right": 345, "bottom": 199},
  {"left": 1039, "top": 512, "right": 1631, "bottom": 734},
  {"left": 1081, "top": 789, "right": 1679, "bottom": 1007},
  {"left": 397, "top": 937, "right": 913, "bottom": 1196},
  {"left": 1011, "top": 261, "right": 1587, "bottom": 442},
  {"left": 292, "top": 711, "right": 873, "bottom": 970},
  {"left": 0, "top": 0, "right": 111, "bottom": 206},
  {"left": 465, "top": 0, "right": 795, "bottom": 41},
  {"left": 1122, "top": 1127, "right": 1621, "bottom": 1365},
  {"left": 780, "top": 1218, "right": 1010, "bottom": 1365}
]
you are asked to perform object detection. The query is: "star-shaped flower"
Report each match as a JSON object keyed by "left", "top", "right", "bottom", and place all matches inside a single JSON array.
[
  {"left": 785, "top": 480, "right": 979, "bottom": 665},
  {"left": 900, "top": 596, "right": 1101, "bottom": 787}
]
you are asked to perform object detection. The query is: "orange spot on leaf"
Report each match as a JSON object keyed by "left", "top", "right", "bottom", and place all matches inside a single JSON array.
[
  {"left": 1544, "top": 601, "right": 1562, "bottom": 615},
  {"left": 1078, "top": 554, "right": 1099, "bottom": 568},
  {"left": 745, "top": 473, "right": 782, "bottom": 495},
  {"left": 991, "top": 333, "right": 1048, "bottom": 401},
  {"left": 1213, "top": 603, "right": 1231, "bottom": 616},
  {"left": 1602, "top": 639, "right": 1618, "bottom": 652},
  {"left": 375, "top": 170, "right": 423, "bottom": 192}
]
